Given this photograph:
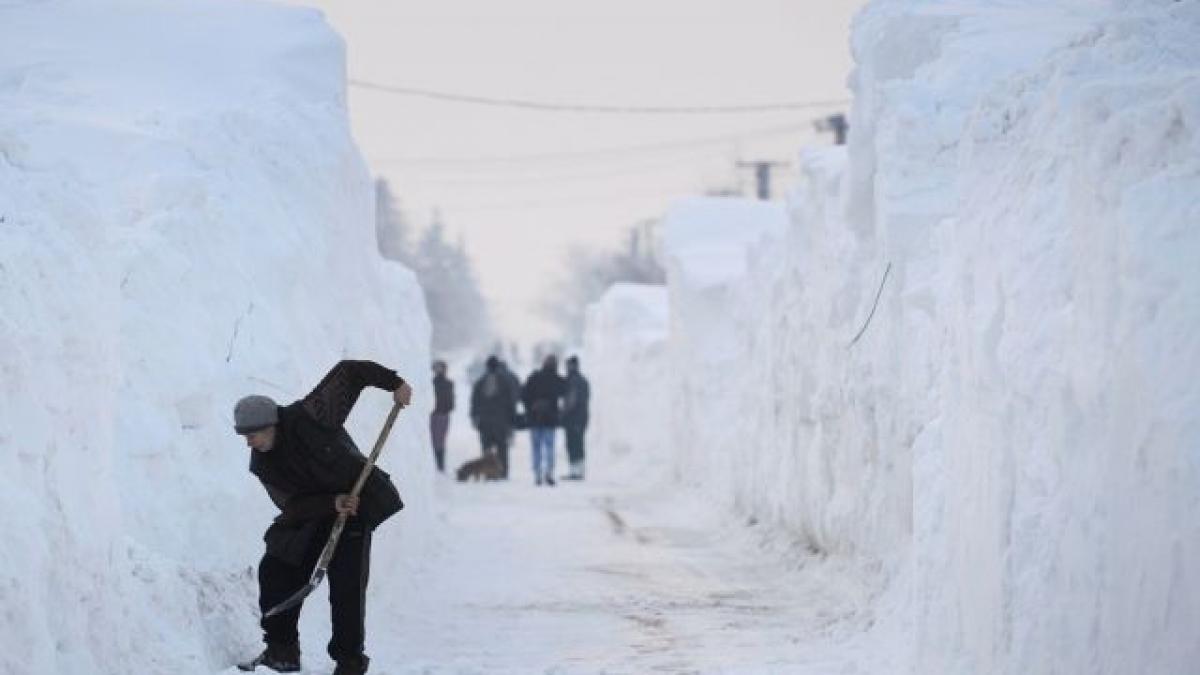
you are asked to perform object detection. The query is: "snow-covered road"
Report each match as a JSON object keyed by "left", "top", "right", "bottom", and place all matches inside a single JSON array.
[{"left": 252, "top": 448, "right": 899, "bottom": 675}]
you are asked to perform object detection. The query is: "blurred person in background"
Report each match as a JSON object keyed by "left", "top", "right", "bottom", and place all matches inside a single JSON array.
[
  {"left": 522, "top": 354, "right": 566, "bottom": 486},
  {"left": 470, "top": 355, "right": 517, "bottom": 477},
  {"left": 497, "top": 357, "right": 523, "bottom": 474},
  {"left": 561, "top": 355, "right": 590, "bottom": 481},
  {"left": 430, "top": 360, "right": 454, "bottom": 473}
]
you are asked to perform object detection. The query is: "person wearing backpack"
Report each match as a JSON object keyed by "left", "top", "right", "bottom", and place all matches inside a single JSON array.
[{"left": 469, "top": 355, "right": 517, "bottom": 478}]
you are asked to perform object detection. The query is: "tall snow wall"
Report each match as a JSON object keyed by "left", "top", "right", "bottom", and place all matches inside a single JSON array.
[
  {"left": 0, "top": 1, "right": 434, "bottom": 672},
  {"left": 582, "top": 283, "right": 670, "bottom": 481},
  {"left": 587, "top": 1, "right": 1200, "bottom": 672},
  {"left": 852, "top": 1, "right": 1200, "bottom": 672},
  {"left": 656, "top": 184, "right": 915, "bottom": 564}
]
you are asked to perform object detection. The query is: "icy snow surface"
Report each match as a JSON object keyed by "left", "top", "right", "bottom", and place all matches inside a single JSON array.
[
  {"left": 282, "top": 395, "right": 895, "bottom": 675},
  {"left": 0, "top": 1, "right": 432, "bottom": 672}
]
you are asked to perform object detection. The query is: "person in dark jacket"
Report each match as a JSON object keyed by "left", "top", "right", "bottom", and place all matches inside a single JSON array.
[
  {"left": 497, "top": 358, "right": 522, "bottom": 402},
  {"left": 561, "top": 355, "right": 590, "bottom": 481},
  {"left": 496, "top": 358, "right": 523, "bottom": 456},
  {"left": 235, "top": 360, "right": 412, "bottom": 675},
  {"left": 430, "top": 360, "right": 454, "bottom": 473},
  {"left": 470, "top": 355, "right": 516, "bottom": 478},
  {"left": 522, "top": 355, "right": 566, "bottom": 486}
]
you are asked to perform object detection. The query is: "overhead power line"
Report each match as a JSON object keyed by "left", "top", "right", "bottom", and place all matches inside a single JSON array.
[
  {"left": 369, "top": 121, "right": 815, "bottom": 167},
  {"left": 386, "top": 153, "right": 731, "bottom": 187},
  {"left": 350, "top": 79, "right": 850, "bottom": 115},
  {"left": 445, "top": 182, "right": 699, "bottom": 214}
]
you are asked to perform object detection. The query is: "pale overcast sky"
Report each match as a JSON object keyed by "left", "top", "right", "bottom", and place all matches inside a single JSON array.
[{"left": 286, "top": 0, "right": 867, "bottom": 345}]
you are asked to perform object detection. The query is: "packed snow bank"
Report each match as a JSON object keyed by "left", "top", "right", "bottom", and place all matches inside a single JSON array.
[
  {"left": 587, "top": 190, "right": 910, "bottom": 663},
  {"left": 0, "top": 1, "right": 433, "bottom": 673},
  {"left": 849, "top": 1, "right": 1200, "bottom": 672},
  {"left": 587, "top": 1, "right": 1200, "bottom": 672},
  {"left": 657, "top": 191, "right": 913, "bottom": 562},
  {"left": 582, "top": 283, "right": 670, "bottom": 480}
]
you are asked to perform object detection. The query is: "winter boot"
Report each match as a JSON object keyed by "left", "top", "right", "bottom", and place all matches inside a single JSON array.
[
  {"left": 563, "top": 460, "right": 584, "bottom": 480},
  {"left": 333, "top": 654, "right": 370, "bottom": 675},
  {"left": 237, "top": 642, "right": 301, "bottom": 672}
]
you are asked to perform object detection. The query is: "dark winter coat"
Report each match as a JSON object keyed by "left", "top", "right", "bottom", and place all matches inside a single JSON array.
[
  {"left": 497, "top": 363, "right": 522, "bottom": 407},
  {"left": 249, "top": 360, "right": 406, "bottom": 566},
  {"left": 522, "top": 366, "right": 566, "bottom": 428},
  {"left": 432, "top": 374, "right": 454, "bottom": 415},
  {"left": 470, "top": 371, "right": 516, "bottom": 437},
  {"left": 561, "top": 371, "right": 590, "bottom": 429}
]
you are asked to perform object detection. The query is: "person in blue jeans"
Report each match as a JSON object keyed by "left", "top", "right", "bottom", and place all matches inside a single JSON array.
[{"left": 521, "top": 355, "right": 566, "bottom": 486}]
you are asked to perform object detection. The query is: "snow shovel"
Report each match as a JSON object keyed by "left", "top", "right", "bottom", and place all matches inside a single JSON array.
[{"left": 264, "top": 400, "right": 403, "bottom": 618}]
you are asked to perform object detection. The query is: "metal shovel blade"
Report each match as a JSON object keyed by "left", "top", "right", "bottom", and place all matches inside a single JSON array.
[{"left": 264, "top": 568, "right": 326, "bottom": 618}]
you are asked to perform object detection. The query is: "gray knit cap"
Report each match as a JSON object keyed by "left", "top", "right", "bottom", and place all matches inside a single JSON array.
[{"left": 234, "top": 395, "right": 278, "bottom": 434}]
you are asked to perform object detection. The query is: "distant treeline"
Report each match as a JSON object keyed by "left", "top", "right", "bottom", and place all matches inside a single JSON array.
[{"left": 376, "top": 178, "right": 491, "bottom": 352}]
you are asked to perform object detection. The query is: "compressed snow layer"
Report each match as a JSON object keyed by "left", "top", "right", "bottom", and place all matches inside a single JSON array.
[
  {"left": 0, "top": 1, "right": 433, "bottom": 672},
  {"left": 849, "top": 2, "right": 1200, "bottom": 672}
]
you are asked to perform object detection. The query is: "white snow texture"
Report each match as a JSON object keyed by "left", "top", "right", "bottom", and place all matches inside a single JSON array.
[
  {"left": 583, "top": 283, "right": 671, "bottom": 482},
  {"left": 0, "top": 1, "right": 433, "bottom": 672},
  {"left": 586, "top": 1, "right": 1199, "bottom": 673},
  {"left": 3, "top": 0, "right": 1199, "bottom": 672}
]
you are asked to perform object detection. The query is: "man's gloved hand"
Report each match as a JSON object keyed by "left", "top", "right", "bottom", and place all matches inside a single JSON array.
[
  {"left": 334, "top": 494, "right": 359, "bottom": 516},
  {"left": 394, "top": 382, "right": 413, "bottom": 408}
]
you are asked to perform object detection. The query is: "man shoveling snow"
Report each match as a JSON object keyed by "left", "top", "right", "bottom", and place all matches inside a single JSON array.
[{"left": 233, "top": 360, "right": 413, "bottom": 675}]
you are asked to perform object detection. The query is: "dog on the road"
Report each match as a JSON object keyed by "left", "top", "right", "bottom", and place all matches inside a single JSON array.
[{"left": 456, "top": 452, "right": 503, "bottom": 482}]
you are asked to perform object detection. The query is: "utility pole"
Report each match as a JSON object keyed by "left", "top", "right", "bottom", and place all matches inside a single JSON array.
[
  {"left": 736, "top": 160, "right": 788, "bottom": 201},
  {"left": 637, "top": 218, "right": 657, "bottom": 262},
  {"left": 815, "top": 112, "right": 848, "bottom": 145}
]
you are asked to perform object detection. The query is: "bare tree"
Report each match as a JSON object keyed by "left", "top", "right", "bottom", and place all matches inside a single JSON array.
[
  {"left": 376, "top": 180, "right": 490, "bottom": 352},
  {"left": 375, "top": 178, "right": 412, "bottom": 265},
  {"left": 412, "top": 214, "right": 492, "bottom": 352},
  {"left": 540, "top": 220, "right": 665, "bottom": 341}
]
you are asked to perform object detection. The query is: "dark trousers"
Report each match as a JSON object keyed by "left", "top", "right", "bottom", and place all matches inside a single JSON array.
[
  {"left": 479, "top": 426, "right": 510, "bottom": 478},
  {"left": 430, "top": 412, "right": 450, "bottom": 471},
  {"left": 565, "top": 424, "right": 587, "bottom": 465},
  {"left": 496, "top": 442, "right": 509, "bottom": 478},
  {"left": 258, "top": 519, "right": 372, "bottom": 662}
]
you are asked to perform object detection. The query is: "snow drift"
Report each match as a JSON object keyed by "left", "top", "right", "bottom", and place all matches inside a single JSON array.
[
  {"left": 586, "top": 0, "right": 1200, "bottom": 672},
  {"left": 0, "top": 1, "right": 433, "bottom": 672}
]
